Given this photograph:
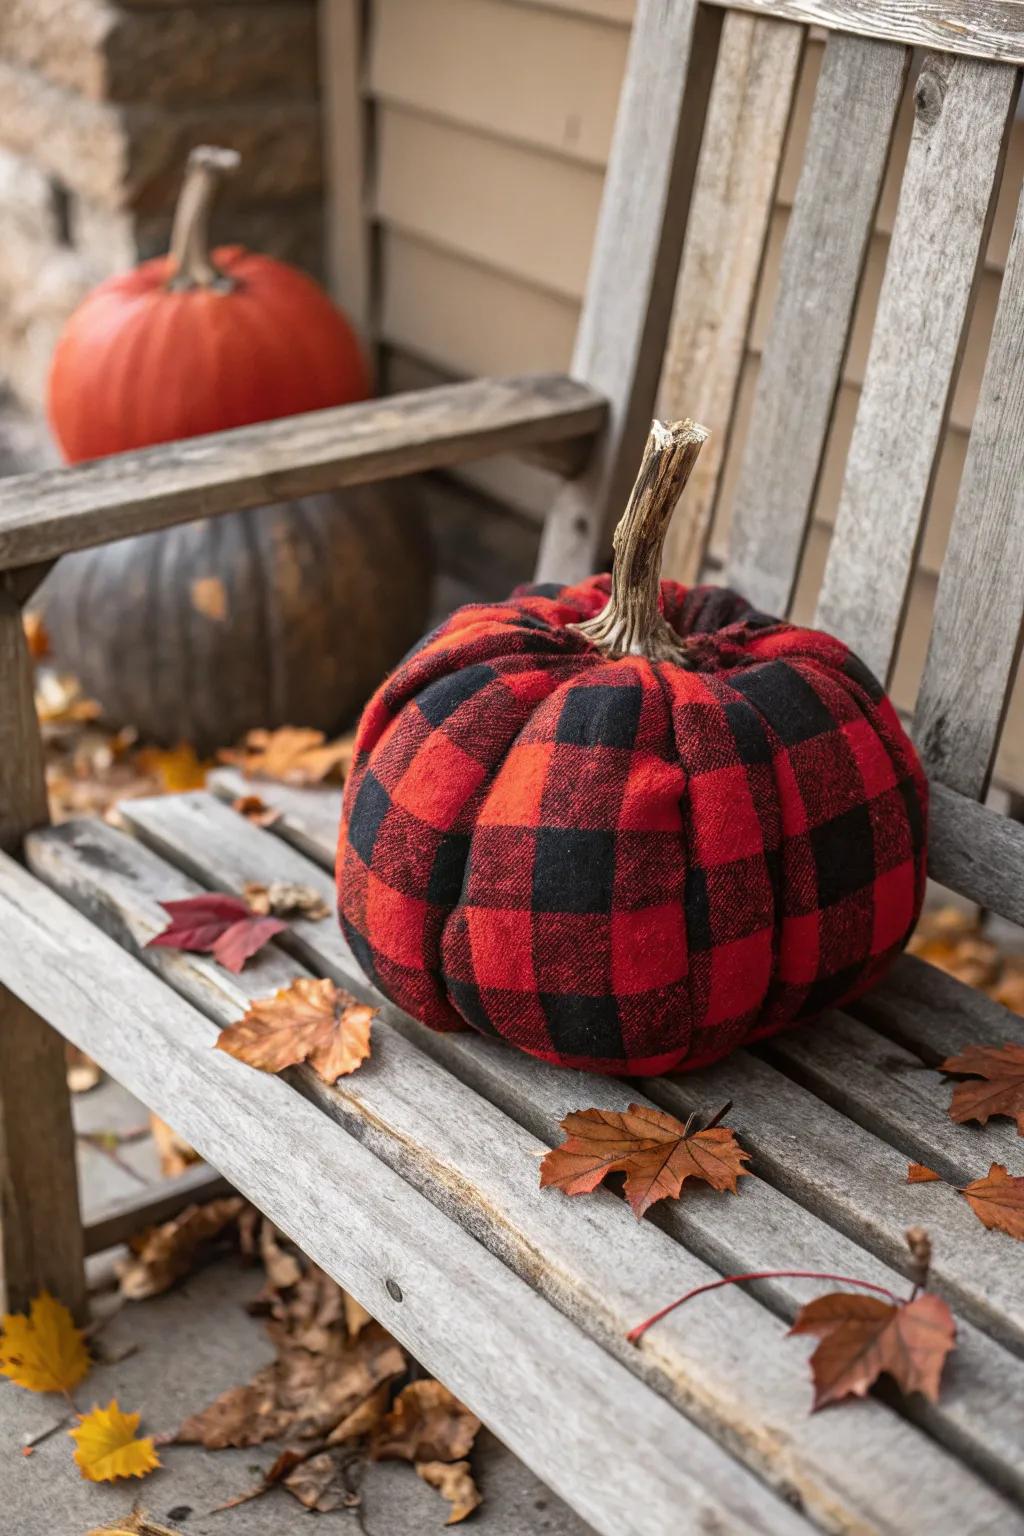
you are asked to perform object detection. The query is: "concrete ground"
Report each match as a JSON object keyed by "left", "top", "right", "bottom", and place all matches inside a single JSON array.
[{"left": 2, "top": 1076, "right": 594, "bottom": 1536}]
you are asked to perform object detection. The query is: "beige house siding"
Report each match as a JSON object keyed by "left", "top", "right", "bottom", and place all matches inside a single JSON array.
[{"left": 362, "top": 0, "right": 1024, "bottom": 784}]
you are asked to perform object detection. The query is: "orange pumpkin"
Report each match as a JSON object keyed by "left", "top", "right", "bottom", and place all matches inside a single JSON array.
[{"left": 47, "top": 146, "right": 370, "bottom": 463}]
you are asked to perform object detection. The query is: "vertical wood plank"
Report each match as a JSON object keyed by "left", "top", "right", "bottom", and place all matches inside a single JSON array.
[
  {"left": 726, "top": 34, "right": 908, "bottom": 616},
  {"left": 535, "top": 0, "right": 723, "bottom": 584},
  {"left": 914, "top": 179, "right": 1024, "bottom": 799},
  {"left": 815, "top": 55, "right": 1019, "bottom": 682},
  {"left": 0, "top": 592, "right": 85, "bottom": 1319},
  {"left": 319, "top": 0, "right": 375, "bottom": 357},
  {"left": 659, "top": 12, "right": 805, "bottom": 585}
]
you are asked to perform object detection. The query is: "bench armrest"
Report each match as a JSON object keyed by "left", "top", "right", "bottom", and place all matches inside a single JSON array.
[{"left": 0, "top": 374, "right": 605, "bottom": 579}]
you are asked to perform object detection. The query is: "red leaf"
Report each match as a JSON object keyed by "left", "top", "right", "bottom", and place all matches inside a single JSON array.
[
  {"left": 148, "top": 895, "right": 285, "bottom": 972},
  {"left": 790, "top": 1290, "right": 956, "bottom": 1409}
]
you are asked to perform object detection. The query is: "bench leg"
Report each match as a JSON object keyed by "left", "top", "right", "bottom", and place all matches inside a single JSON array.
[{"left": 0, "top": 986, "right": 87, "bottom": 1320}]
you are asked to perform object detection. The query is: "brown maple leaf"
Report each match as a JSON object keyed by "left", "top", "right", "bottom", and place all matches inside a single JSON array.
[
  {"left": 942, "top": 1042, "right": 1024, "bottom": 1136},
  {"left": 790, "top": 1289, "right": 956, "bottom": 1409},
  {"left": 373, "top": 1381, "right": 480, "bottom": 1465},
  {"left": 220, "top": 727, "right": 355, "bottom": 786},
  {"left": 217, "top": 977, "right": 375, "bottom": 1084},
  {"left": 232, "top": 794, "right": 283, "bottom": 829},
  {"left": 907, "top": 1163, "right": 941, "bottom": 1183},
  {"left": 960, "top": 1163, "right": 1024, "bottom": 1240},
  {"left": 117, "top": 1197, "right": 245, "bottom": 1301},
  {"left": 540, "top": 1102, "right": 750, "bottom": 1219}
]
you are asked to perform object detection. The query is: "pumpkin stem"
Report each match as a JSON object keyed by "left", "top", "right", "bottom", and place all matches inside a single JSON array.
[
  {"left": 167, "top": 145, "right": 241, "bottom": 292},
  {"left": 570, "top": 418, "right": 709, "bottom": 663}
]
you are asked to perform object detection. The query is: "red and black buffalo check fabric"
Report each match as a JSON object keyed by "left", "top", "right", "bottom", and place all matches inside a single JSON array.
[{"left": 336, "top": 577, "right": 927, "bottom": 1075}]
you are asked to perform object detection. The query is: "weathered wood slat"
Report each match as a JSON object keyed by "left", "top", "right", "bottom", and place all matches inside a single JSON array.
[
  {"left": 35, "top": 810, "right": 1024, "bottom": 1525},
  {"left": 927, "top": 781, "right": 1024, "bottom": 927},
  {"left": 536, "top": 0, "right": 722, "bottom": 582},
  {"left": 84, "top": 1163, "right": 233, "bottom": 1257},
  {"left": 658, "top": 11, "right": 804, "bottom": 584},
  {"left": 205, "top": 772, "right": 1024, "bottom": 1352},
  {"left": 854, "top": 951, "right": 1023, "bottom": 1063},
  {"left": 0, "top": 592, "right": 86, "bottom": 1319},
  {"left": 815, "top": 54, "right": 1018, "bottom": 682},
  {"left": 913, "top": 181, "right": 1024, "bottom": 798},
  {"left": 727, "top": 34, "right": 908, "bottom": 616},
  {"left": 0, "top": 853, "right": 805, "bottom": 1536},
  {"left": 319, "top": 0, "right": 374, "bottom": 349},
  {"left": 211, "top": 768, "right": 343, "bottom": 870},
  {"left": 0, "top": 375, "right": 605, "bottom": 574},
  {"left": 703, "top": 1, "right": 1024, "bottom": 67}
]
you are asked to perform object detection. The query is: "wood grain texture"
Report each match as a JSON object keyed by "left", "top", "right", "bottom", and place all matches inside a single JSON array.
[
  {"left": 913, "top": 181, "right": 1024, "bottom": 797},
  {"left": 0, "top": 853, "right": 807, "bottom": 1536},
  {"left": 83, "top": 1163, "right": 233, "bottom": 1257},
  {"left": 29, "top": 811, "right": 1024, "bottom": 1526},
  {"left": 659, "top": 12, "right": 804, "bottom": 584},
  {"left": 854, "top": 951, "right": 1024, "bottom": 1062},
  {"left": 927, "top": 780, "right": 1024, "bottom": 928},
  {"left": 0, "top": 592, "right": 86, "bottom": 1319},
  {"left": 0, "top": 375, "right": 605, "bottom": 574},
  {"left": 536, "top": 0, "right": 722, "bottom": 583},
  {"left": 815, "top": 54, "right": 1018, "bottom": 682},
  {"left": 319, "top": 0, "right": 374, "bottom": 350},
  {"left": 727, "top": 34, "right": 908, "bottom": 616},
  {"left": 703, "top": 1, "right": 1024, "bottom": 66}
]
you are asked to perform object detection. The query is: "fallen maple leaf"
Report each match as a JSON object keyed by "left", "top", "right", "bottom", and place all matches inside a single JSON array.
[
  {"left": 417, "top": 1459, "right": 482, "bottom": 1525},
  {"left": 960, "top": 1163, "right": 1024, "bottom": 1240},
  {"left": 71, "top": 1400, "right": 160, "bottom": 1482},
  {"left": 232, "top": 793, "right": 283, "bottom": 828},
  {"left": 327, "top": 1383, "right": 391, "bottom": 1446},
  {"left": 942, "top": 1042, "right": 1024, "bottom": 1136},
  {"left": 87, "top": 1510, "right": 185, "bottom": 1536},
  {"left": 373, "top": 1381, "right": 480, "bottom": 1465},
  {"left": 789, "top": 1289, "right": 956, "bottom": 1410},
  {"left": 135, "top": 742, "right": 208, "bottom": 793},
  {"left": 0, "top": 1292, "right": 90, "bottom": 1394},
  {"left": 147, "top": 893, "right": 286, "bottom": 973},
  {"left": 117, "top": 1197, "right": 246, "bottom": 1301},
  {"left": 217, "top": 976, "right": 375, "bottom": 1084},
  {"left": 907, "top": 1163, "right": 941, "bottom": 1183},
  {"left": 283, "top": 1449, "right": 355, "bottom": 1512},
  {"left": 220, "top": 726, "right": 355, "bottom": 786},
  {"left": 540, "top": 1102, "right": 750, "bottom": 1219},
  {"left": 243, "top": 879, "right": 331, "bottom": 921}
]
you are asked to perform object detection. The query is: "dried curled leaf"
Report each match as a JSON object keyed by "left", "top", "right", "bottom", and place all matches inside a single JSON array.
[
  {"left": 374, "top": 1381, "right": 480, "bottom": 1465},
  {"left": 232, "top": 793, "right": 282, "bottom": 828},
  {"left": 217, "top": 977, "right": 375, "bottom": 1084},
  {"left": 243, "top": 879, "right": 331, "bottom": 921},
  {"left": 22, "top": 610, "right": 51, "bottom": 660},
  {"left": 907, "top": 1163, "right": 941, "bottom": 1184},
  {"left": 960, "top": 1163, "right": 1024, "bottom": 1241},
  {"left": 540, "top": 1103, "right": 750, "bottom": 1218},
  {"left": 87, "top": 1508, "right": 185, "bottom": 1535},
  {"left": 283, "top": 1449, "right": 355, "bottom": 1511},
  {"left": 117, "top": 1197, "right": 245, "bottom": 1301},
  {"left": 148, "top": 892, "right": 287, "bottom": 973},
  {"left": 790, "top": 1290, "right": 956, "bottom": 1410},
  {"left": 416, "top": 1459, "right": 482, "bottom": 1525},
  {"left": 0, "top": 1292, "right": 90, "bottom": 1395},
  {"left": 71, "top": 1400, "right": 161, "bottom": 1483},
  {"left": 220, "top": 726, "right": 355, "bottom": 786},
  {"left": 943, "top": 1042, "right": 1024, "bottom": 1136}
]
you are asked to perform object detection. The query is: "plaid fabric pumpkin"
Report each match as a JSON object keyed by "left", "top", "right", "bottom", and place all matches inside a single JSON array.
[{"left": 336, "top": 576, "right": 927, "bottom": 1076}]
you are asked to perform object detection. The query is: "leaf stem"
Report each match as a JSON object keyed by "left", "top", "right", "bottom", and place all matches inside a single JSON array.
[{"left": 627, "top": 1270, "right": 901, "bottom": 1344}]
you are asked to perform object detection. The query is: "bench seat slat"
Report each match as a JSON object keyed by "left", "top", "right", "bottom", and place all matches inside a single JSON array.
[
  {"left": 854, "top": 951, "right": 1023, "bottom": 1061},
  {"left": 28, "top": 810, "right": 1024, "bottom": 1526},
  {"left": 0, "top": 375, "right": 605, "bottom": 575},
  {"left": 727, "top": 33, "right": 908, "bottom": 617},
  {"left": 815, "top": 54, "right": 1018, "bottom": 683},
  {"left": 913, "top": 180, "right": 1024, "bottom": 799},
  {"left": 0, "top": 847, "right": 810, "bottom": 1536},
  {"left": 205, "top": 771, "right": 1024, "bottom": 1354}
]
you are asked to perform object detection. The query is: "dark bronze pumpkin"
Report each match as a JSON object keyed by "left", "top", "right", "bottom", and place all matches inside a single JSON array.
[{"left": 40, "top": 486, "right": 431, "bottom": 754}]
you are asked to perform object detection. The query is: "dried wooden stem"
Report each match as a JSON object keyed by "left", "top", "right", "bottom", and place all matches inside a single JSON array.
[
  {"left": 167, "top": 145, "right": 241, "bottom": 292},
  {"left": 570, "top": 418, "right": 709, "bottom": 662}
]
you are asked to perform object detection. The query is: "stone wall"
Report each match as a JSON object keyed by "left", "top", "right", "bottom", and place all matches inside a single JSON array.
[{"left": 0, "top": 0, "right": 323, "bottom": 413}]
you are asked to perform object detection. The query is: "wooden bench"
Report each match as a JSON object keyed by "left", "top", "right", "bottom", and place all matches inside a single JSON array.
[{"left": 2, "top": 3, "right": 1024, "bottom": 1531}]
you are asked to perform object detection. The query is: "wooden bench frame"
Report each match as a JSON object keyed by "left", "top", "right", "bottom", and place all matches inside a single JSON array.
[{"left": 2, "top": 3, "right": 1024, "bottom": 1531}]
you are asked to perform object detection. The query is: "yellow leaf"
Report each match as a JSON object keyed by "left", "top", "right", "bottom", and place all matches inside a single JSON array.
[
  {"left": 0, "top": 1292, "right": 90, "bottom": 1394},
  {"left": 136, "top": 743, "right": 208, "bottom": 793},
  {"left": 71, "top": 1400, "right": 161, "bottom": 1483}
]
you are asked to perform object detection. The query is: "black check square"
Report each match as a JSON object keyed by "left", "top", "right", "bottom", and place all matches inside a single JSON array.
[
  {"left": 811, "top": 804, "right": 874, "bottom": 906},
  {"left": 532, "top": 828, "right": 616, "bottom": 912},
  {"left": 732, "top": 661, "right": 836, "bottom": 744},
  {"left": 556, "top": 684, "right": 642, "bottom": 748}
]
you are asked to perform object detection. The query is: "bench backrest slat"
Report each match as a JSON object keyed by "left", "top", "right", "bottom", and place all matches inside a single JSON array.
[
  {"left": 815, "top": 54, "right": 1019, "bottom": 682},
  {"left": 914, "top": 180, "right": 1024, "bottom": 800},
  {"left": 724, "top": 34, "right": 909, "bottom": 615},
  {"left": 656, "top": 10, "right": 806, "bottom": 584}
]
